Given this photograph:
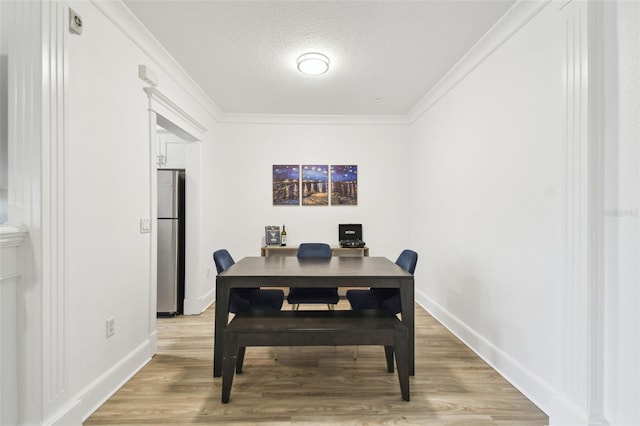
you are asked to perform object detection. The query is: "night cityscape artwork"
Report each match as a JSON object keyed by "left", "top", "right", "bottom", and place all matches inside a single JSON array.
[
  {"left": 272, "top": 165, "right": 300, "bottom": 205},
  {"left": 302, "top": 165, "right": 329, "bottom": 206},
  {"left": 331, "top": 165, "right": 358, "bottom": 205}
]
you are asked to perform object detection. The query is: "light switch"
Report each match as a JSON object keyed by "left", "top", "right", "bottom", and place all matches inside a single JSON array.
[{"left": 140, "top": 218, "right": 151, "bottom": 233}]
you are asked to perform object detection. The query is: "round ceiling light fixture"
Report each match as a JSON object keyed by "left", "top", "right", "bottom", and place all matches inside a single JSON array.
[{"left": 297, "top": 52, "right": 330, "bottom": 75}]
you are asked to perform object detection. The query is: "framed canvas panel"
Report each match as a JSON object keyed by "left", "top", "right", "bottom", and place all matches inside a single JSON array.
[
  {"left": 301, "top": 165, "right": 329, "bottom": 206},
  {"left": 272, "top": 165, "right": 300, "bottom": 205},
  {"left": 331, "top": 165, "right": 358, "bottom": 205}
]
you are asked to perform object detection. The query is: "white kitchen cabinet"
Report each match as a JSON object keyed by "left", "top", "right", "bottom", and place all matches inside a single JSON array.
[{"left": 157, "top": 130, "right": 187, "bottom": 169}]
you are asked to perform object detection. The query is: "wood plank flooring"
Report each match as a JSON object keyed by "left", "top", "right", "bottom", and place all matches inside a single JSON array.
[{"left": 85, "top": 300, "right": 548, "bottom": 425}]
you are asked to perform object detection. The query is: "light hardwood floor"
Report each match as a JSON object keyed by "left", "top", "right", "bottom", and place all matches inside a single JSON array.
[{"left": 85, "top": 300, "right": 548, "bottom": 425}]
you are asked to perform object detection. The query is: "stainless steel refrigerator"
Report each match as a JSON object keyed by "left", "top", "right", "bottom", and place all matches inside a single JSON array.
[{"left": 157, "top": 169, "right": 185, "bottom": 317}]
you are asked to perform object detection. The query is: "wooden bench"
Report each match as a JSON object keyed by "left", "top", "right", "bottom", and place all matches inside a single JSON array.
[{"left": 221, "top": 310, "right": 410, "bottom": 403}]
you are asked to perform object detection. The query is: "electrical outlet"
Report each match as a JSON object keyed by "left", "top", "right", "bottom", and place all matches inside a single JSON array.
[{"left": 106, "top": 317, "right": 115, "bottom": 338}]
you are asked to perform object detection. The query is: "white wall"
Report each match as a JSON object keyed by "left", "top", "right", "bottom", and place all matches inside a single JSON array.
[
  {"left": 0, "top": 0, "right": 7, "bottom": 224},
  {"left": 603, "top": 1, "right": 640, "bottom": 424},
  {"left": 409, "top": 0, "right": 565, "bottom": 420},
  {"left": 407, "top": 1, "right": 639, "bottom": 424},
  {"left": 47, "top": 1, "right": 219, "bottom": 423},
  {"left": 208, "top": 122, "right": 411, "bottom": 262},
  {"left": 67, "top": 1, "right": 151, "bottom": 398}
]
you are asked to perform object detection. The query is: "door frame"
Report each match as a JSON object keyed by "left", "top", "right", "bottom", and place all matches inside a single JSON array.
[{"left": 143, "top": 86, "right": 206, "bottom": 353}]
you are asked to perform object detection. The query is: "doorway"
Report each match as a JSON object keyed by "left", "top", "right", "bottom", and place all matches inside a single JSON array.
[{"left": 143, "top": 86, "right": 207, "bottom": 353}]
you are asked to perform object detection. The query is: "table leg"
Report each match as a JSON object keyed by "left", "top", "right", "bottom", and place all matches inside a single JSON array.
[
  {"left": 399, "top": 278, "right": 415, "bottom": 376},
  {"left": 384, "top": 346, "right": 394, "bottom": 373},
  {"left": 221, "top": 332, "right": 238, "bottom": 403},
  {"left": 394, "top": 324, "right": 410, "bottom": 401},
  {"left": 213, "top": 279, "right": 230, "bottom": 377}
]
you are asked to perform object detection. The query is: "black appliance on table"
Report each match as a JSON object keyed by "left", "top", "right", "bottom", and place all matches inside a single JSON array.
[{"left": 339, "top": 224, "right": 366, "bottom": 248}]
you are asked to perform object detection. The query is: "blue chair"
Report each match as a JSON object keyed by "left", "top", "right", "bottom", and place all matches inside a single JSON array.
[
  {"left": 214, "top": 249, "right": 285, "bottom": 362},
  {"left": 286, "top": 243, "right": 339, "bottom": 310},
  {"left": 346, "top": 249, "right": 418, "bottom": 359},
  {"left": 213, "top": 249, "right": 284, "bottom": 313},
  {"left": 346, "top": 249, "right": 418, "bottom": 314}
]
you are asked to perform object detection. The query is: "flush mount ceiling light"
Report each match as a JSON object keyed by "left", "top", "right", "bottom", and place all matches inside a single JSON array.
[{"left": 297, "top": 52, "right": 330, "bottom": 75}]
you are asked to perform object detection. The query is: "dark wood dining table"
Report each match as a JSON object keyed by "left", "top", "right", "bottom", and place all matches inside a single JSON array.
[{"left": 213, "top": 256, "right": 415, "bottom": 377}]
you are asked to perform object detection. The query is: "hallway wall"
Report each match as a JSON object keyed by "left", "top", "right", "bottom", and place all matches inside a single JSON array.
[
  {"left": 409, "top": 1, "right": 566, "bottom": 421},
  {"left": 602, "top": 1, "right": 640, "bottom": 424},
  {"left": 408, "top": 1, "right": 640, "bottom": 424},
  {"left": 13, "top": 1, "right": 222, "bottom": 423}
]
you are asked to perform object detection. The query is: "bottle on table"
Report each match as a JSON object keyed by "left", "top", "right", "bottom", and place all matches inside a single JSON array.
[{"left": 281, "top": 224, "right": 287, "bottom": 246}]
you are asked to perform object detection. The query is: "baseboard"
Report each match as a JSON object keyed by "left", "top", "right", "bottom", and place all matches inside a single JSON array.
[
  {"left": 46, "top": 289, "right": 589, "bottom": 425},
  {"left": 414, "top": 289, "right": 559, "bottom": 421},
  {"left": 547, "top": 394, "right": 590, "bottom": 426},
  {"left": 149, "top": 329, "right": 158, "bottom": 355},
  {"left": 48, "top": 340, "right": 153, "bottom": 426},
  {"left": 183, "top": 287, "right": 215, "bottom": 315},
  {"left": 414, "top": 289, "right": 607, "bottom": 424}
]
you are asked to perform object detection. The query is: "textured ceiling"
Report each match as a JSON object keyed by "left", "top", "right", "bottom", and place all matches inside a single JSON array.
[{"left": 124, "top": 1, "right": 515, "bottom": 116}]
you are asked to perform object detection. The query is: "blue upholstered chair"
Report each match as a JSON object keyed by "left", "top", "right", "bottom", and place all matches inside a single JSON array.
[
  {"left": 346, "top": 249, "right": 418, "bottom": 314},
  {"left": 213, "top": 249, "right": 284, "bottom": 313},
  {"left": 214, "top": 249, "right": 284, "bottom": 362},
  {"left": 286, "top": 243, "right": 339, "bottom": 310},
  {"left": 346, "top": 249, "right": 418, "bottom": 359}
]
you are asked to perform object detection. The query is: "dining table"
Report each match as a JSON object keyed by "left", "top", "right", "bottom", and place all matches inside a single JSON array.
[{"left": 213, "top": 255, "right": 415, "bottom": 377}]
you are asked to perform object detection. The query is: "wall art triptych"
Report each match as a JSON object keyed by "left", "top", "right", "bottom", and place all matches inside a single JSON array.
[{"left": 272, "top": 164, "right": 357, "bottom": 206}]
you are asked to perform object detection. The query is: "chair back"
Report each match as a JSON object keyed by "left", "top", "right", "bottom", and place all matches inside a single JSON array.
[
  {"left": 213, "top": 249, "right": 235, "bottom": 274},
  {"left": 396, "top": 249, "right": 418, "bottom": 274},
  {"left": 297, "top": 243, "right": 332, "bottom": 259}
]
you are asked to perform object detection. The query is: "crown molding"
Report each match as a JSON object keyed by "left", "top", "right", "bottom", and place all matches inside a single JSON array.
[
  {"left": 225, "top": 0, "right": 550, "bottom": 126},
  {"left": 91, "top": 0, "right": 224, "bottom": 123},
  {"left": 219, "top": 113, "right": 410, "bottom": 126},
  {"left": 88, "top": 0, "right": 405, "bottom": 127},
  {"left": 408, "top": 0, "right": 551, "bottom": 123},
  {"left": 95, "top": 0, "right": 552, "bottom": 128},
  {"left": 143, "top": 87, "right": 207, "bottom": 138}
]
